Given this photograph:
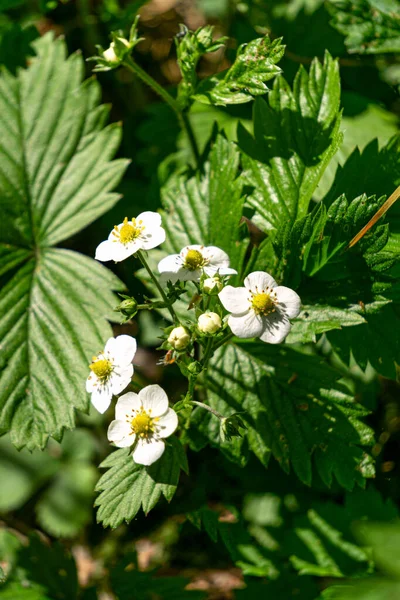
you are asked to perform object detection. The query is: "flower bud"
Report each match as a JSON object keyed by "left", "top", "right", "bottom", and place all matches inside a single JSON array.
[
  {"left": 220, "top": 413, "right": 247, "bottom": 442},
  {"left": 202, "top": 277, "right": 223, "bottom": 295},
  {"left": 198, "top": 312, "right": 222, "bottom": 334},
  {"left": 116, "top": 297, "right": 138, "bottom": 318},
  {"left": 168, "top": 326, "right": 190, "bottom": 351},
  {"left": 103, "top": 42, "right": 119, "bottom": 63}
]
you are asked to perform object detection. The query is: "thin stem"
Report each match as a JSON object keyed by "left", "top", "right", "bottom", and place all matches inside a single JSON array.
[
  {"left": 123, "top": 56, "right": 181, "bottom": 116},
  {"left": 181, "top": 110, "right": 201, "bottom": 166},
  {"left": 213, "top": 331, "right": 233, "bottom": 352},
  {"left": 202, "top": 337, "right": 214, "bottom": 368},
  {"left": 189, "top": 400, "right": 224, "bottom": 420},
  {"left": 136, "top": 250, "right": 177, "bottom": 321},
  {"left": 122, "top": 57, "right": 200, "bottom": 167}
]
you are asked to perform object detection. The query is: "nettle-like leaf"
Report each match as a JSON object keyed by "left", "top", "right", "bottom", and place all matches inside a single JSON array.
[
  {"left": 0, "top": 33, "right": 128, "bottom": 449},
  {"left": 328, "top": 0, "right": 400, "bottom": 54},
  {"left": 193, "top": 36, "right": 285, "bottom": 106},
  {"left": 238, "top": 52, "right": 342, "bottom": 233},
  {"left": 95, "top": 437, "right": 188, "bottom": 528},
  {"left": 201, "top": 342, "right": 375, "bottom": 489}
]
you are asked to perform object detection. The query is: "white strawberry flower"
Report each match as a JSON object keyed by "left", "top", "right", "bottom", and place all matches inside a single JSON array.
[
  {"left": 103, "top": 42, "right": 119, "bottom": 63},
  {"left": 219, "top": 271, "right": 301, "bottom": 344},
  {"left": 107, "top": 385, "right": 178, "bottom": 466},
  {"left": 95, "top": 212, "right": 165, "bottom": 263},
  {"left": 158, "top": 244, "right": 237, "bottom": 283},
  {"left": 86, "top": 335, "right": 137, "bottom": 413}
]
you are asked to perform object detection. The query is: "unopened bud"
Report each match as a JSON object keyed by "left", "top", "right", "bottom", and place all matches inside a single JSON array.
[
  {"left": 198, "top": 312, "right": 221, "bottom": 334},
  {"left": 115, "top": 297, "right": 138, "bottom": 319},
  {"left": 220, "top": 414, "right": 247, "bottom": 442},
  {"left": 116, "top": 36, "right": 130, "bottom": 48},
  {"left": 202, "top": 277, "right": 223, "bottom": 295},
  {"left": 168, "top": 326, "right": 190, "bottom": 351},
  {"left": 103, "top": 42, "right": 119, "bottom": 63}
]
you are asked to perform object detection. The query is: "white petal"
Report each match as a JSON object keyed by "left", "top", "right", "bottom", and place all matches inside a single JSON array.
[
  {"left": 107, "top": 420, "right": 134, "bottom": 447},
  {"left": 111, "top": 335, "right": 137, "bottom": 364},
  {"left": 138, "top": 384, "right": 169, "bottom": 417},
  {"left": 259, "top": 311, "right": 292, "bottom": 344},
  {"left": 111, "top": 241, "right": 140, "bottom": 263},
  {"left": 140, "top": 226, "right": 166, "bottom": 250},
  {"left": 137, "top": 211, "right": 162, "bottom": 228},
  {"left": 133, "top": 438, "right": 165, "bottom": 466},
  {"left": 244, "top": 271, "right": 277, "bottom": 292},
  {"left": 115, "top": 392, "right": 142, "bottom": 421},
  {"left": 275, "top": 286, "right": 301, "bottom": 318},
  {"left": 90, "top": 386, "right": 112, "bottom": 414},
  {"left": 204, "top": 246, "right": 230, "bottom": 268},
  {"left": 219, "top": 286, "right": 251, "bottom": 314},
  {"left": 86, "top": 373, "right": 98, "bottom": 393},
  {"left": 95, "top": 240, "right": 114, "bottom": 262},
  {"left": 204, "top": 265, "right": 237, "bottom": 277},
  {"left": 158, "top": 254, "right": 182, "bottom": 274},
  {"left": 228, "top": 310, "right": 264, "bottom": 338},
  {"left": 109, "top": 366, "right": 133, "bottom": 395},
  {"left": 156, "top": 408, "right": 178, "bottom": 438}
]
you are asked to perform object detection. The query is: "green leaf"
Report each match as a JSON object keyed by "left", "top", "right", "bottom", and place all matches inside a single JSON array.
[
  {"left": 287, "top": 304, "right": 366, "bottom": 344},
  {"left": 0, "top": 583, "right": 51, "bottom": 600},
  {"left": 328, "top": 0, "right": 400, "bottom": 54},
  {"left": 175, "top": 25, "right": 227, "bottom": 109},
  {"left": 0, "top": 24, "right": 38, "bottom": 74},
  {"left": 95, "top": 437, "right": 188, "bottom": 528},
  {"left": 321, "top": 521, "right": 400, "bottom": 599},
  {"left": 206, "top": 342, "right": 375, "bottom": 488},
  {"left": 16, "top": 534, "right": 78, "bottom": 600},
  {"left": 193, "top": 36, "right": 284, "bottom": 106},
  {"left": 35, "top": 430, "right": 98, "bottom": 538},
  {"left": 327, "top": 302, "right": 400, "bottom": 378},
  {"left": 187, "top": 506, "right": 279, "bottom": 577},
  {"left": 238, "top": 51, "right": 342, "bottom": 232},
  {"left": 111, "top": 554, "right": 205, "bottom": 600},
  {"left": 0, "top": 33, "right": 128, "bottom": 449}
]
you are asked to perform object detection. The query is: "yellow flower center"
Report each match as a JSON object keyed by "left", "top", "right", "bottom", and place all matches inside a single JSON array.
[
  {"left": 113, "top": 217, "right": 144, "bottom": 245},
  {"left": 131, "top": 410, "right": 155, "bottom": 437},
  {"left": 251, "top": 292, "right": 275, "bottom": 315},
  {"left": 184, "top": 249, "right": 206, "bottom": 271},
  {"left": 89, "top": 358, "right": 113, "bottom": 380}
]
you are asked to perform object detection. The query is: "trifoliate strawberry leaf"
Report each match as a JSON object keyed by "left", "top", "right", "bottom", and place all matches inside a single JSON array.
[
  {"left": 328, "top": 0, "right": 400, "bottom": 54},
  {"left": 193, "top": 36, "right": 285, "bottom": 106},
  {"left": 206, "top": 342, "right": 375, "bottom": 488},
  {"left": 95, "top": 437, "right": 188, "bottom": 528},
  {"left": 238, "top": 51, "right": 342, "bottom": 233},
  {"left": 0, "top": 33, "right": 128, "bottom": 449}
]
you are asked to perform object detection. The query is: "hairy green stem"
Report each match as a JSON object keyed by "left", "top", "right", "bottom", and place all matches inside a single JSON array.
[
  {"left": 123, "top": 57, "right": 200, "bottom": 167},
  {"left": 189, "top": 400, "right": 224, "bottom": 420},
  {"left": 136, "top": 250, "right": 177, "bottom": 321}
]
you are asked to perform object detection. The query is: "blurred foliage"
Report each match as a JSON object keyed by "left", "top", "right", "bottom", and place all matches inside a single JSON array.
[{"left": 0, "top": 0, "right": 400, "bottom": 599}]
